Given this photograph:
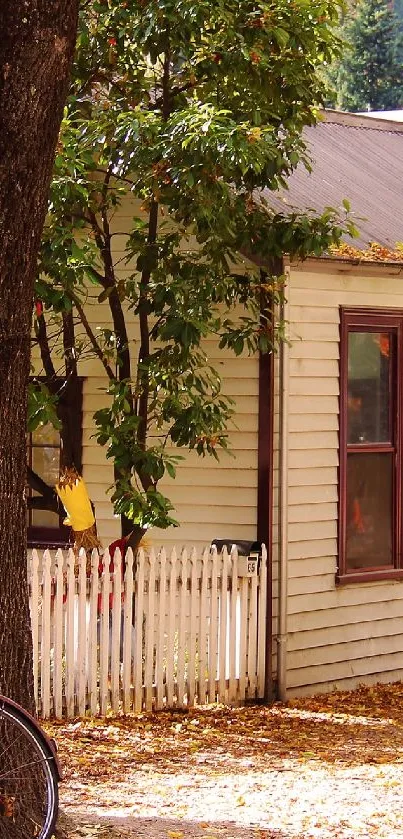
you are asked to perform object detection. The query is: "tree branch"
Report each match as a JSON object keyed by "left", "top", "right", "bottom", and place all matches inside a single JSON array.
[
  {"left": 88, "top": 202, "right": 132, "bottom": 388},
  {"left": 34, "top": 312, "right": 57, "bottom": 379},
  {"left": 136, "top": 42, "right": 171, "bottom": 462},
  {"left": 69, "top": 290, "right": 116, "bottom": 380},
  {"left": 26, "top": 468, "right": 59, "bottom": 513},
  {"left": 62, "top": 308, "right": 78, "bottom": 379}
]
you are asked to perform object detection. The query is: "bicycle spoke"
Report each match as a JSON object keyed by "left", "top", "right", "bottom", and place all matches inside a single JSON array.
[
  {"left": 0, "top": 754, "right": 55, "bottom": 782},
  {"left": 0, "top": 729, "right": 26, "bottom": 765}
]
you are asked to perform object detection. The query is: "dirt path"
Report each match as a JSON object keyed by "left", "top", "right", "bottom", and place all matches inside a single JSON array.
[{"left": 48, "top": 682, "right": 403, "bottom": 839}]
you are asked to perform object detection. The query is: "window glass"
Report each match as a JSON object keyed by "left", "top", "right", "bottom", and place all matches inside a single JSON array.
[
  {"left": 27, "top": 376, "right": 83, "bottom": 546},
  {"left": 31, "top": 507, "right": 60, "bottom": 528},
  {"left": 346, "top": 452, "right": 393, "bottom": 570},
  {"left": 347, "top": 331, "right": 391, "bottom": 443},
  {"left": 28, "top": 423, "right": 62, "bottom": 538},
  {"left": 31, "top": 444, "right": 60, "bottom": 486},
  {"left": 32, "top": 424, "right": 60, "bottom": 446}
]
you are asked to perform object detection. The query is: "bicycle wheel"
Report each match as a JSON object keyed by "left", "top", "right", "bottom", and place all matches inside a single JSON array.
[{"left": 0, "top": 698, "right": 59, "bottom": 839}]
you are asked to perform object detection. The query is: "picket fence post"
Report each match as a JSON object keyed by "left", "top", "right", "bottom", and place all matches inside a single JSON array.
[
  {"left": 166, "top": 547, "right": 177, "bottom": 708},
  {"left": 30, "top": 550, "right": 39, "bottom": 711},
  {"left": 53, "top": 549, "right": 64, "bottom": 718},
  {"left": 188, "top": 547, "right": 198, "bottom": 707},
  {"left": 122, "top": 548, "right": 134, "bottom": 713},
  {"left": 155, "top": 547, "right": 167, "bottom": 710},
  {"left": 133, "top": 548, "right": 145, "bottom": 712}
]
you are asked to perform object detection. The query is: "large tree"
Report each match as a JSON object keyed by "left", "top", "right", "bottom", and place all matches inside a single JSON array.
[
  {"left": 30, "top": 0, "right": 357, "bottom": 550},
  {"left": 328, "top": 0, "right": 403, "bottom": 111},
  {"left": 0, "top": 2, "right": 79, "bottom": 708}
]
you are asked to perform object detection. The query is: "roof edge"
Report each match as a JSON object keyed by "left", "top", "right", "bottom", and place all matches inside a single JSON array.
[
  {"left": 293, "top": 253, "right": 403, "bottom": 268},
  {"left": 320, "top": 108, "right": 403, "bottom": 133}
]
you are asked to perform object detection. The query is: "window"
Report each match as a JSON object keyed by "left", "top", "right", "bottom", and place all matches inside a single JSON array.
[
  {"left": 27, "top": 377, "right": 83, "bottom": 548},
  {"left": 27, "top": 423, "right": 71, "bottom": 547},
  {"left": 339, "top": 309, "right": 403, "bottom": 582}
]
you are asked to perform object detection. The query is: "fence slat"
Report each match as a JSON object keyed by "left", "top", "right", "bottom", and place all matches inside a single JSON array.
[
  {"left": 166, "top": 549, "right": 177, "bottom": 708},
  {"left": 30, "top": 550, "right": 39, "bottom": 711},
  {"left": 65, "top": 550, "right": 76, "bottom": 719},
  {"left": 247, "top": 571, "right": 258, "bottom": 699},
  {"left": 133, "top": 549, "right": 145, "bottom": 712},
  {"left": 198, "top": 548, "right": 209, "bottom": 705},
  {"left": 257, "top": 546, "right": 267, "bottom": 698},
  {"left": 41, "top": 550, "right": 52, "bottom": 719},
  {"left": 88, "top": 549, "right": 100, "bottom": 716},
  {"left": 156, "top": 548, "right": 167, "bottom": 710},
  {"left": 176, "top": 549, "right": 188, "bottom": 708},
  {"left": 53, "top": 550, "right": 64, "bottom": 718},
  {"left": 238, "top": 575, "right": 249, "bottom": 702},
  {"left": 145, "top": 550, "right": 156, "bottom": 711},
  {"left": 123, "top": 548, "right": 134, "bottom": 713},
  {"left": 218, "top": 547, "right": 229, "bottom": 702},
  {"left": 229, "top": 548, "right": 238, "bottom": 703},
  {"left": 110, "top": 549, "right": 122, "bottom": 712},
  {"left": 208, "top": 547, "right": 218, "bottom": 704},
  {"left": 99, "top": 550, "right": 111, "bottom": 715},
  {"left": 77, "top": 550, "right": 87, "bottom": 716},
  {"left": 188, "top": 548, "right": 198, "bottom": 706}
]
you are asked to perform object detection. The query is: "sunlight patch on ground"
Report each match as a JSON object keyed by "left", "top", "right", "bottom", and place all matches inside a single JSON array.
[
  {"left": 278, "top": 706, "right": 394, "bottom": 727},
  {"left": 61, "top": 763, "right": 403, "bottom": 839}
]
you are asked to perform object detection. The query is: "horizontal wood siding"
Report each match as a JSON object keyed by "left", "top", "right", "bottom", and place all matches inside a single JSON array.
[{"left": 282, "top": 260, "right": 403, "bottom": 696}]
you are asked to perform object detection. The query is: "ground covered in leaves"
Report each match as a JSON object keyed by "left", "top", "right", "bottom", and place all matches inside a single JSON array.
[{"left": 46, "top": 682, "right": 403, "bottom": 839}]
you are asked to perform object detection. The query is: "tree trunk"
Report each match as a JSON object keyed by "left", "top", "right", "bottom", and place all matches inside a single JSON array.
[{"left": 0, "top": 2, "right": 79, "bottom": 711}]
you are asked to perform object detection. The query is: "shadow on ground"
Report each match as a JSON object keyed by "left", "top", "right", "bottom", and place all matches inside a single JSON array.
[{"left": 59, "top": 811, "right": 302, "bottom": 839}]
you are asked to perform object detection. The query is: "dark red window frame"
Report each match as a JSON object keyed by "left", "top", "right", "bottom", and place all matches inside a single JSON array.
[{"left": 338, "top": 308, "right": 403, "bottom": 584}]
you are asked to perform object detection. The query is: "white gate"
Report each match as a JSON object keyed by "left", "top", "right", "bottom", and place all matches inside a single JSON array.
[{"left": 29, "top": 545, "right": 267, "bottom": 718}]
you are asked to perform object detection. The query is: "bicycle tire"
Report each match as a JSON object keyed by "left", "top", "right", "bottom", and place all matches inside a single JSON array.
[{"left": 0, "top": 697, "right": 59, "bottom": 839}]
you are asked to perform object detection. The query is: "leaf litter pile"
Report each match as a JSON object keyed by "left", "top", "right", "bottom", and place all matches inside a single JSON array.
[{"left": 46, "top": 682, "right": 403, "bottom": 839}]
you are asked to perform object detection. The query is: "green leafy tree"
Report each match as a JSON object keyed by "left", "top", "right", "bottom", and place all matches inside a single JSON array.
[
  {"left": 31, "top": 0, "right": 356, "bottom": 548},
  {"left": 328, "top": 0, "right": 403, "bottom": 111}
]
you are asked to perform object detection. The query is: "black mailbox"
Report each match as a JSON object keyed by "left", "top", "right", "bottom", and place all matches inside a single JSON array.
[
  {"left": 211, "top": 540, "right": 262, "bottom": 576},
  {"left": 211, "top": 539, "right": 262, "bottom": 557}
]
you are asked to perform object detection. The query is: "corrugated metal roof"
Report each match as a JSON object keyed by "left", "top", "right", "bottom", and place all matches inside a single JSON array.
[{"left": 264, "top": 110, "right": 403, "bottom": 249}]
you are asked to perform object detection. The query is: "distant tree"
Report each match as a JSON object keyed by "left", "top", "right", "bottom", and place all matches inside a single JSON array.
[{"left": 328, "top": 0, "right": 403, "bottom": 111}]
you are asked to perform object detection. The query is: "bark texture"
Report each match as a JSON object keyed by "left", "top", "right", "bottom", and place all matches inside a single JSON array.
[{"left": 0, "top": 1, "right": 79, "bottom": 710}]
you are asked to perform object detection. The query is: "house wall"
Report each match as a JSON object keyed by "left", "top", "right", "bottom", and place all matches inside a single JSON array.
[
  {"left": 33, "top": 201, "right": 259, "bottom": 553},
  {"left": 281, "top": 258, "right": 403, "bottom": 696}
]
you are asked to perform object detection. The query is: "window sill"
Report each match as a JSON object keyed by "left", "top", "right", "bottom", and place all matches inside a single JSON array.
[
  {"left": 337, "top": 568, "right": 403, "bottom": 585},
  {"left": 28, "top": 540, "right": 72, "bottom": 550}
]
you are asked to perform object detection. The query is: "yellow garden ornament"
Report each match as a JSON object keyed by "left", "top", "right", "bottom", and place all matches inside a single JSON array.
[{"left": 55, "top": 467, "right": 101, "bottom": 552}]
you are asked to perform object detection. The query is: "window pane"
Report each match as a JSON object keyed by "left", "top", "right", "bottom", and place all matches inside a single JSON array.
[
  {"left": 31, "top": 446, "right": 60, "bottom": 485},
  {"left": 32, "top": 423, "right": 60, "bottom": 446},
  {"left": 31, "top": 509, "right": 60, "bottom": 528},
  {"left": 347, "top": 331, "right": 391, "bottom": 443},
  {"left": 346, "top": 452, "right": 393, "bottom": 569}
]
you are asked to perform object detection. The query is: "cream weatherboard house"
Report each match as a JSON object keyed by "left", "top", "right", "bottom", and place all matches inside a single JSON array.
[{"left": 30, "top": 110, "right": 403, "bottom": 701}]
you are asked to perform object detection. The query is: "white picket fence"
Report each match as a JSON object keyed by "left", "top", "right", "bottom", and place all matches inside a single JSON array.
[{"left": 28, "top": 544, "right": 267, "bottom": 718}]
